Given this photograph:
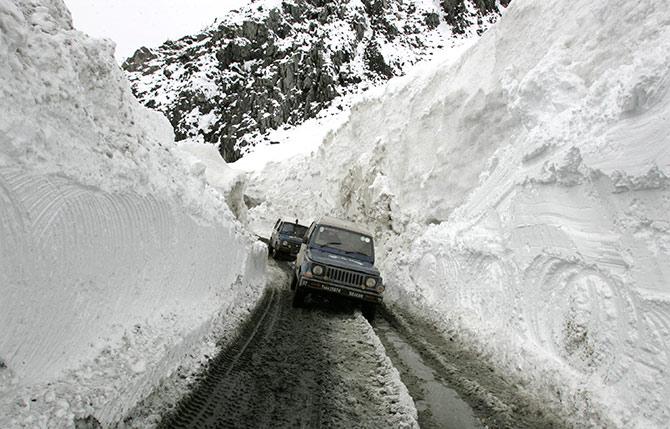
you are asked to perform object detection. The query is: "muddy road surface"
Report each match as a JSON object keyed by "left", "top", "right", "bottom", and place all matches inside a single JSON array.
[
  {"left": 159, "top": 261, "right": 417, "bottom": 429},
  {"left": 157, "top": 259, "right": 567, "bottom": 429},
  {"left": 375, "top": 308, "right": 567, "bottom": 429}
]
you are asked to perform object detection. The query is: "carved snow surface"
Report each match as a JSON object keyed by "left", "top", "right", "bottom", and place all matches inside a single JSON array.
[{"left": 0, "top": 1, "right": 266, "bottom": 427}]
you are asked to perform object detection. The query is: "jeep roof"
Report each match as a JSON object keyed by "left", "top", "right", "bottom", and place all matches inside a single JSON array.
[{"left": 315, "top": 216, "right": 372, "bottom": 237}]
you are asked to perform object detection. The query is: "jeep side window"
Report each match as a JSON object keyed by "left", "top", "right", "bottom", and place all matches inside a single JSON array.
[{"left": 294, "top": 225, "right": 308, "bottom": 237}]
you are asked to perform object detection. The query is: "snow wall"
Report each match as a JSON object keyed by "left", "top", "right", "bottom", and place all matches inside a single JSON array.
[
  {"left": 0, "top": 1, "right": 266, "bottom": 426},
  {"left": 247, "top": 0, "right": 670, "bottom": 426}
]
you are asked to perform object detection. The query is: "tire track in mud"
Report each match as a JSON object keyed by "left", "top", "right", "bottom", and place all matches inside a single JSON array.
[
  {"left": 376, "top": 306, "right": 569, "bottom": 429},
  {"left": 158, "top": 261, "right": 418, "bottom": 429},
  {"left": 163, "top": 287, "right": 282, "bottom": 429},
  {"left": 154, "top": 257, "right": 571, "bottom": 429}
]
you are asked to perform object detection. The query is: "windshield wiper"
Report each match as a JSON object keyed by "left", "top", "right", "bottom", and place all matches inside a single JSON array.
[
  {"left": 315, "top": 241, "right": 342, "bottom": 251},
  {"left": 320, "top": 241, "right": 342, "bottom": 246},
  {"left": 343, "top": 250, "right": 370, "bottom": 258}
]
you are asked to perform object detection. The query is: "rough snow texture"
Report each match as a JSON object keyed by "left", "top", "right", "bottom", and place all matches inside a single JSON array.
[
  {"left": 0, "top": 1, "right": 266, "bottom": 427},
  {"left": 246, "top": 0, "right": 670, "bottom": 427},
  {"left": 175, "top": 139, "right": 250, "bottom": 221},
  {"left": 123, "top": 0, "right": 506, "bottom": 161}
]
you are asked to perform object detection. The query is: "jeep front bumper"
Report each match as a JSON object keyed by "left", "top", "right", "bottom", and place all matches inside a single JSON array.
[
  {"left": 278, "top": 241, "right": 301, "bottom": 255},
  {"left": 299, "top": 277, "right": 383, "bottom": 303}
]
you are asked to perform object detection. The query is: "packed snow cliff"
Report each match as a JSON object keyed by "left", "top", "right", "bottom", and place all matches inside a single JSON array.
[
  {"left": 0, "top": 1, "right": 266, "bottom": 427},
  {"left": 246, "top": 0, "right": 670, "bottom": 426}
]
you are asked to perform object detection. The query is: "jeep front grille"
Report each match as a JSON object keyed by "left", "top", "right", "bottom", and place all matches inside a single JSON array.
[{"left": 324, "top": 266, "right": 364, "bottom": 288}]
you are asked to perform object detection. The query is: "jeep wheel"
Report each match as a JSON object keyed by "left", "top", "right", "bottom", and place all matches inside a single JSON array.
[
  {"left": 292, "top": 288, "right": 305, "bottom": 308},
  {"left": 290, "top": 273, "right": 297, "bottom": 291},
  {"left": 362, "top": 302, "right": 376, "bottom": 322}
]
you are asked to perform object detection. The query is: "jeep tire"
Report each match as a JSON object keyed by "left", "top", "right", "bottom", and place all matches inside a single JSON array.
[
  {"left": 292, "top": 287, "right": 305, "bottom": 308},
  {"left": 362, "top": 302, "right": 376, "bottom": 322},
  {"left": 290, "top": 273, "right": 297, "bottom": 291}
]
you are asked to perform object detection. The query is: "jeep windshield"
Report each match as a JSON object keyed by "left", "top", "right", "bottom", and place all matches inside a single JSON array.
[
  {"left": 281, "top": 223, "right": 308, "bottom": 238},
  {"left": 312, "top": 225, "right": 374, "bottom": 260}
]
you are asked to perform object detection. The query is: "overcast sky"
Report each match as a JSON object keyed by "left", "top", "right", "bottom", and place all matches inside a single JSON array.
[{"left": 64, "top": 0, "right": 250, "bottom": 63}]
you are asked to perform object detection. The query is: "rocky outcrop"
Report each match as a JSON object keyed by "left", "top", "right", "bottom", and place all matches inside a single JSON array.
[
  {"left": 441, "top": 0, "right": 511, "bottom": 34},
  {"left": 123, "top": 0, "right": 508, "bottom": 162}
]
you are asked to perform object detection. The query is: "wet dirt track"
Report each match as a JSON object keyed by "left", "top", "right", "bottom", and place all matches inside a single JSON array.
[
  {"left": 158, "top": 261, "right": 417, "bottom": 429},
  {"left": 375, "top": 308, "right": 567, "bottom": 429},
  {"left": 158, "top": 259, "right": 568, "bottom": 429}
]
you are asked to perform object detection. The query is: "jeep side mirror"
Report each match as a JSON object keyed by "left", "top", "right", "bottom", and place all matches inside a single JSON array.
[{"left": 302, "top": 234, "right": 309, "bottom": 244}]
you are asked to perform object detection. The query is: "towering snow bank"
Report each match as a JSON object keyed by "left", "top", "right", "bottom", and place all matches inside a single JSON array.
[
  {"left": 247, "top": 0, "right": 670, "bottom": 426},
  {"left": 0, "top": 1, "right": 266, "bottom": 426}
]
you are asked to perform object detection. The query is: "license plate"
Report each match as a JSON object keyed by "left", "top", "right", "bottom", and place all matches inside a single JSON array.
[{"left": 321, "top": 285, "right": 364, "bottom": 300}]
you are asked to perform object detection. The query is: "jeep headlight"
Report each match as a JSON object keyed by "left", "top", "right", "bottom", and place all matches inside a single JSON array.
[
  {"left": 282, "top": 240, "right": 288, "bottom": 246},
  {"left": 365, "top": 277, "right": 377, "bottom": 288},
  {"left": 312, "top": 265, "right": 324, "bottom": 276}
]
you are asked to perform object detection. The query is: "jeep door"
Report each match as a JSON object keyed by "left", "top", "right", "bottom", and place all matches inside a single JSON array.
[
  {"left": 295, "top": 221, "right": 315, "bottom": 274},
  {"left": 270, "top": 219, "right": 281, "bottom": 248}
]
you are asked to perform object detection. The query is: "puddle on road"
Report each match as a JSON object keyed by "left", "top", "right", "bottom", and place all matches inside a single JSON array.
[{"left": 375, "top": 318, "right": 483, "bottom": 429}]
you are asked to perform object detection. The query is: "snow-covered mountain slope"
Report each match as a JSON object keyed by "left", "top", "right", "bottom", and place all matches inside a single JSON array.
[
  {"left": 245, "top": 0, "right": 670, "bottom": 426},
  {"left": 123, "top": 0, "right": 508, "bottom": 161},
  {"left": 0, "top": 1, "right": 266, "bottom": 427}
]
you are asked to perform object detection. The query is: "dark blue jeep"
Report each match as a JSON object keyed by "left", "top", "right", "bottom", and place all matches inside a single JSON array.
[
  {"left": 269, "top": 219, "right": 308, "bottom": 260},
  {"left": 291, "top": 216, "right": 384, "bottom": 321}
]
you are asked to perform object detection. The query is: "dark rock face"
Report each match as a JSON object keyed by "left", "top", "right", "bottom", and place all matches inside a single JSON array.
[
  {"left": 124, "top": 0, "right": 509, "bottom": 162},
  {"left": 441, "top": 0, "right": 511, "bottom": 34},
  {"left": 122, "top": 47, "right": 156, "bottom": 72}
]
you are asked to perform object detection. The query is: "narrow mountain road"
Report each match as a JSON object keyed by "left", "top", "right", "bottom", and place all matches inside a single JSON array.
[
  {"left": 158, "top": 261, "right": 417, "bottom": 429},
  {"left": 157, "top": 258, "right": 567, "bottom": 429}
]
